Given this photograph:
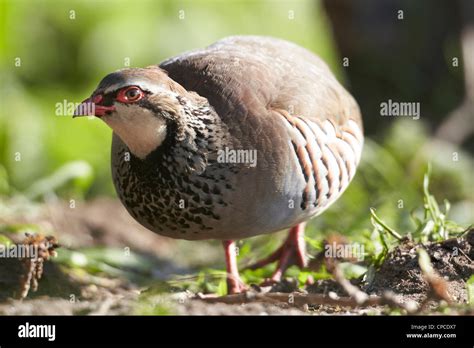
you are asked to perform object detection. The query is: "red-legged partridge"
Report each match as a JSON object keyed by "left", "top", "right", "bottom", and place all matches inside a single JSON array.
[{"left": 74, "top": 36, "right": 363, "bottom": 294}]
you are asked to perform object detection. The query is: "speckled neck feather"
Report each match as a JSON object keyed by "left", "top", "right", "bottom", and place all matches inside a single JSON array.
[{"left": 111, "top": 94, "right": 238, "bottom": 239}]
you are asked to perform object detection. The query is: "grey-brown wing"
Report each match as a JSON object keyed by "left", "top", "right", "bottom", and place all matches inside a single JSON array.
[{"left": 159, "top": 35, "right": 361, "bottom": 130}]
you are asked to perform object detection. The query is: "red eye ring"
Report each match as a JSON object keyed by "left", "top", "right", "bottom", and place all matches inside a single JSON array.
[{"left": 116, "top": 86, "right": 144, "bottom": 103}]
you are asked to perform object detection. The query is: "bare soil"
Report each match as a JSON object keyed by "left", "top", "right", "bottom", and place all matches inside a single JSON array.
[{"left": 0, "top": 198, "right": 472, "bottom": 315}]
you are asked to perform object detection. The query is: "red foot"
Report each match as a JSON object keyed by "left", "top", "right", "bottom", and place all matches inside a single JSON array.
[
  {"left": 246, "top": 223, "right": 307, "bottom": 284},
  {"left": 222, "top": 240, "right": 246, "bottom": 294}
]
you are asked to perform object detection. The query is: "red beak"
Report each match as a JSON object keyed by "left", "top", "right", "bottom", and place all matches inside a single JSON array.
[{"left": 73, "top": 95, "right": 116, "bottom": 118}]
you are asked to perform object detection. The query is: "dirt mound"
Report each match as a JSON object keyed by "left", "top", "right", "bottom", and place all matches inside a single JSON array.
[{"left": 366, "top": 231, "right": 473, "bottom": 303}]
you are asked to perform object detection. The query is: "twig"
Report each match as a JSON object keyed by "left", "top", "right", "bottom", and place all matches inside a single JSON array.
[
  {"left": 197, "top": 291, "right": 380, "bottom": 307},
  {"left": 327, "top": 259, "right": 368, "bottom": 304},
  {"left": 417, "top": 248, "right": 452, "bottom": 312},
  {"left": 322, "top": 236, "right": 418, "bottom": 312},
  {"left": 198, "top": 252, "right": 418, "bottom": 313},
  {"left": 326, "top": 259, "right": 418, "bottom": 313}
]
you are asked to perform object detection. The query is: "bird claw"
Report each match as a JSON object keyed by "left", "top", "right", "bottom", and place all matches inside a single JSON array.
[
  {"left": 226, "top": 275, "right": 248, "bottom": 294},
  {"left": 246, "top": 223, "right": 307, "bottom": 284}
]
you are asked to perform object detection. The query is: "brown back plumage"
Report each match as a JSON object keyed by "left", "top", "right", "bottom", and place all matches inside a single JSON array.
[{"left": 160, "top": 36, "right": 362, "bottom": 132}]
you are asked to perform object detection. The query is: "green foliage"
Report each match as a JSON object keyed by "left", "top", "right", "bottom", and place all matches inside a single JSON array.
[
  {"left": 0, "top": 234, "right": 12, "bottom": 247},
  {"left": 413, "top": 165, "right": 465, "bottom": 241},
  {"left": 54, "top": 247, "right": 157, "bottom": 282},
  {"left": 132, "top": 297, "right": 175, "bottom": 315},
  {"left": 167, "top": 269, "right": 228, "bottom": 296},
  {"left": 0, "top": 0, "right": 338, "bottom": 197},
  {"left": 370, "top": 207, "right": 403, "bottom": 241},
  {"left": 0, "top": 165, "right": 9, "bottom": 195},
  {"left": 369, "top": 163, "right": 467, "bottom": 248},
  {"left": 24, "top": 161, "right": 94, "bottom": 200},
  {"left": 0, "top": 223, "right": 41, "bottom": 235},
  {"left": 134, "top": 285, "right": 176, "bottom": 315},
  {"left": 135, "top": 299, "right": 174, "bottom": 315},
  {"left": 467, "top": 276, "right": 474, "bottom": 306}
]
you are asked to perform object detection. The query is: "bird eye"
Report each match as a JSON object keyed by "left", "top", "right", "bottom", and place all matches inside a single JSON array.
[{"left": 117, "top": 86, "right": 144, "bottom": 103}]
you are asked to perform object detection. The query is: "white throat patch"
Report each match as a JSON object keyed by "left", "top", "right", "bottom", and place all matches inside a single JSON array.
[{"left": 102, "top": 104, "right": 167, "bottom": 159}]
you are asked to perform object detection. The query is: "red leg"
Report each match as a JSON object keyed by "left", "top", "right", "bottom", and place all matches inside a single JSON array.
[
  {"left": 246, "top": 222, "right": 307, "bottom": 283},
  {"left": 222, "top": 240, "right": 246, "bottom": 294}
]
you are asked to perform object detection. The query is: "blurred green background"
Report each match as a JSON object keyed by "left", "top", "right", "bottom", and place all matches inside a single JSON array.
[
  {"left": 0, "top": 0, "right": 339, "bottom": 196},
  {"left": 0, "top": 0, "right": 472, "bottom": 236}
]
